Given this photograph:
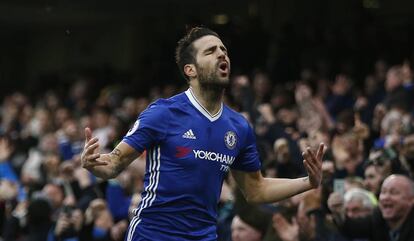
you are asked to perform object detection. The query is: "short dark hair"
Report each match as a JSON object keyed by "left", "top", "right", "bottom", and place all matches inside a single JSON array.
[{"left": 175, "top": 27, "right": 220, "bottom": 81}]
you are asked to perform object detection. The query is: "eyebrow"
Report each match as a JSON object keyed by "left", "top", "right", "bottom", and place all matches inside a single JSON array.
[{"left": 203, "top": 45, "right": 227, "bottom": 54}]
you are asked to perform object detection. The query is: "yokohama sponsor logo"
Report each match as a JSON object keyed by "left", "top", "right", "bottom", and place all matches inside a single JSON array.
[{"left": 193, "top": 149, "right": 235, "bottom": 165}]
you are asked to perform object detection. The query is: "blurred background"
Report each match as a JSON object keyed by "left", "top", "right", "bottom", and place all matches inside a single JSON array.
[
  {"left": 2, "top": 0, "right": 414, "bottom": 96},
  {"left": 1, "top": 0, "right": 414, "bottom": 241}
]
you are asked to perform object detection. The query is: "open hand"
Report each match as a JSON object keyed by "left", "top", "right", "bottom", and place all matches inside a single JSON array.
[
  {"left": 272, "top": 213, "right": 299, "bottom": 241},
  {"left": 81, "top": 127, "right": 107, "bottom": 170},
  {"left": 302, "top": 143, "right": 324, "bottom": 188}
]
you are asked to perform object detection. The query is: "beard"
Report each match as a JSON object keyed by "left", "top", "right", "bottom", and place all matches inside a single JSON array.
[{"left": 196, "top": 62, "right": 229, "bottom": 92}]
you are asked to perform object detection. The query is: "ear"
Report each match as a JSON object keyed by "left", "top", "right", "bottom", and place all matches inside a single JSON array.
[{"left": 184, "top": 64, "right": 197, "bottom": 79}]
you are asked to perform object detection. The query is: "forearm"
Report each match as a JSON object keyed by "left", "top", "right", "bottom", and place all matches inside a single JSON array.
[
  {"left": 249, "top": 176, "right": 312, "bottom": 203},
  {"left": 82, "top": 133, "right": 139, "bottom": 180},
  {"left": 234, "top": 143, "right": 323, "bottom": 204},
  {"left": 87, "top": 153, "right": 124, "bottom": 180}
]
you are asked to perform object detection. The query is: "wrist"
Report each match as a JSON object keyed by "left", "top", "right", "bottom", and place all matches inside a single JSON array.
[{"left": 302, "top": 176, "right": 313, "bottom": 190}]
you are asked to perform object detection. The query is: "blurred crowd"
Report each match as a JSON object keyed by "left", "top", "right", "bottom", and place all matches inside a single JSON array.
[{"left": 1, "top": 56, "right": 414, "bottom": 241}]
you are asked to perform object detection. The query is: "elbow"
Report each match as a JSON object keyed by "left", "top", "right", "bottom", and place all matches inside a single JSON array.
[
  {"left": 94, "top": 173, "right": 114, "bottom": 180},
  {"left": 105, "top": 173, "right": 118, "bottom": 180},
  {"left": 245, "top": 197, "right": 260, "bottom": 204},
  {"left": 106, "top": 170, "right": 121, "bottom": 180},
  {"left": 243, "top": 192, "right": 262, "bottom": 204},
  {"left": 241, "top": 180, "right": 266, "bottom": 204}
]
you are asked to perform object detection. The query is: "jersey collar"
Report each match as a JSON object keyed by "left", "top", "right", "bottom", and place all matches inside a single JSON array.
[{"left": 185, "top": 88, "right": 223, "bottom": 122}]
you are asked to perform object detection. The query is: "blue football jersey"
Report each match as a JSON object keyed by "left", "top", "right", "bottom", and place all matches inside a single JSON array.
[{"left": 122, "top": 88, "right": 261, "bottom": 241}]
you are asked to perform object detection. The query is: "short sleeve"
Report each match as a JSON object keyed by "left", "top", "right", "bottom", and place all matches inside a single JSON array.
[
  {"left": 231, "top": 123, "right": 261, "bottom": 172},
  {"left": 122, "top": 101, "right": 169, "bottom": 152}
]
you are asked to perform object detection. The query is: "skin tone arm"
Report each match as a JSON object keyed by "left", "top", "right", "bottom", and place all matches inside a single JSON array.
[
  {"left": 231, "top": 143, "right": 324, "bottom": 203},
  {"left": 81, "top": 127, "right": 139, "bottom": 180}
]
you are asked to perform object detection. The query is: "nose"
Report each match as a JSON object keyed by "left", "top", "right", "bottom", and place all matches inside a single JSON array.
[
  {"left": 379, "top": 191, "right": 389, "bottom": 202},
  {"left": 217, "top": 48, "right": 226, "bottom": 59}
]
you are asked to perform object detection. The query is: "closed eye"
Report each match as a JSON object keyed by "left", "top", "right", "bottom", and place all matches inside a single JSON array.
[
  {"left": 204, "top": 46, "right": 217, "bottom": 55},
  {"left": 203, "top": 45, "right": 228, "bottom": 55}
]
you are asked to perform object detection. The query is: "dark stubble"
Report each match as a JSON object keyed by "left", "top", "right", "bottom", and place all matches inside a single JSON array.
[{"left": 196, "top": 62, "right": 229, "bottom": 93}]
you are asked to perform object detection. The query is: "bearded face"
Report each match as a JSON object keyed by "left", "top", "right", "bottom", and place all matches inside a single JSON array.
[
  {"left": 195, "top": 61, "right": 229, "bottom": 89},
  {"left": 191, "top": 35, "right": 231, "bottom": 89}
]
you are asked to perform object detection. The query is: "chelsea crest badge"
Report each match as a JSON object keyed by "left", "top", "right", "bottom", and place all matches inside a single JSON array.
[{"left": 224, "top": 131, "right": 237, "bottom": 150}]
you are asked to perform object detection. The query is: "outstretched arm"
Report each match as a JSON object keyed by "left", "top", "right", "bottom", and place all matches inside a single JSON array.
[
  {"left": 81, "top": 127, "right": 140, "bottom": 179},
  {"left": 232, "top": 143, "right": 324, "bottom": 203}
]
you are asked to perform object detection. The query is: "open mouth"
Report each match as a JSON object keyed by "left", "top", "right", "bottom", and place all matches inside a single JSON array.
[
  {"left": 218, "top": 62, "right": 229, "bottom": 74},
  {"left": 381, "top": 203, "right": 394, "bottom": 212}
]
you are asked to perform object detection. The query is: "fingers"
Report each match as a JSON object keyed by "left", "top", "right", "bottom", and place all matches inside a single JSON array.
[
  {"left": 316, "top": 142, "right": 325, "bottom": 161},
  {"left": 302, "top": 148, "right": 319, "bottom": 171},
  {"left": 82, "top": 145, "right": 103, "bottom": 163},
  {"left": 85, "top": 127, "right": 92, "bottom": 142},
  {"left": 303, "top": 143, "right": 324, "bottom": 169},
  {"left": 83, "top": 151, "right": 101, "bottom": 163},
  {"left": 273, "top": 213, "right": 289, "bottom": 228},
  {"left": 85, "top": 140, "right": 99, "bottom": 154},
  {"left": 88, "top": 153, "right": 101, "bottom": 160},
  {"left": 81, "top": 132, "right": 108, "bottom": 169},
  {"left": 84, "top": 128, "right": 100, "bottom": 154},
  {"left": 303, "top": 158, "right": 317, "bottom": 177},
  {"left": 302, "top": 145, "right": 324, "bottom": 188},
  {"left": 82, "top": 154, "right": 108, "bottom": 169}
]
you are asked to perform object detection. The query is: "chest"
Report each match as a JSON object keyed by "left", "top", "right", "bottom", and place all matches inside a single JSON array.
[{"left": 162, "top": 116, "right": 241, "bottom": 173}]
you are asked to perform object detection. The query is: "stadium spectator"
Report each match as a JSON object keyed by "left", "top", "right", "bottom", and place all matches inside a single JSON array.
[
  {"left": 231, "top": 215, "right": 263, "bottom": 241},
  {"left": 343, "top": 188, "right": 376, "bottom": 219},
  {"left": 328, "top": 174, "right": 414, "bottom": 241}
]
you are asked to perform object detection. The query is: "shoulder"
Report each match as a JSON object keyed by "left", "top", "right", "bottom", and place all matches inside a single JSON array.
[
  {"left": 223, "top": 105, "right": 251, "bottom": 129},
  {"left": 142, "top": 92, "right": 187, "bottom": 116},
  {"left": 223, "top": 105, "right": 254, "bottom": 145},
  {"left": 125, "top": 95, "right": 186, "bottom": 137}
]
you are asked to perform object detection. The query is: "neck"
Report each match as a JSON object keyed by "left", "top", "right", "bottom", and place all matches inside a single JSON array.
[
  {"left": 387, "top": 220, "right": 404, "bottom": 231},
  {"left": 387, "top": 214, "right": 408, "bottom": 231},
  {"left": 190, "top": 81, "right": 224, "bottom": 115}
]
